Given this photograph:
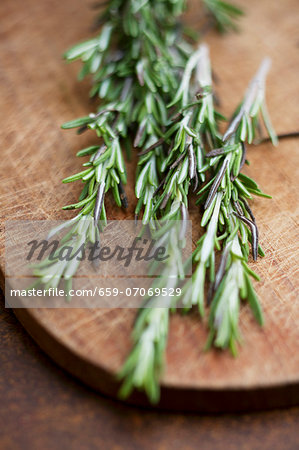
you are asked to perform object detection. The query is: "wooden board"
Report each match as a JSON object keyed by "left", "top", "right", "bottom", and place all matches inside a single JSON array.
[{"left": 1, "top": 0, "right": 299, "bottom": 411}]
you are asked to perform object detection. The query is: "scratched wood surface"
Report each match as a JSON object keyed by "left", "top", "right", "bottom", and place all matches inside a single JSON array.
[{"left": 0, "top": 0, "right": 298, "bottom": 411}]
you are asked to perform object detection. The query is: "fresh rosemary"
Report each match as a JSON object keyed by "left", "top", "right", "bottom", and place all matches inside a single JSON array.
[
  {"left": 33, "top": 0, "right": 278, "bottom": 403},
  {"left": 119, "top": 46, "right": 277, "bottom": 400},
  {"left": 34, "top": 0, "right": 191, "bottom": 289}
]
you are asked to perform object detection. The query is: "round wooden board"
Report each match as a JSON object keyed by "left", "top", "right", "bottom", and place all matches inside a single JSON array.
[{"left": 1, "top": 0, "right": 299, "bottom": 411}]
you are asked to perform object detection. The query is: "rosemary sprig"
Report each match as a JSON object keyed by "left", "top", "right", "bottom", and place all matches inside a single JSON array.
[
  {"left": 205, "top": 214, "right": 263, "bottom": 355},
  {"left": 191, "top": 58, "right": 276, "bottom": 352},
  {"left": 34, "top": 0, "right": 193, "bottom": 290},
  {"left": 119, "top": 44, "right": 220, "bottom": 401},
  {"left": 32, "top": 115, "right": 127, "bottom": 293}
]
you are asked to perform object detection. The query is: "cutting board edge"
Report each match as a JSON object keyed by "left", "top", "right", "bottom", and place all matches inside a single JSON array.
[{"left": 8, "top": 304, "right": 299, "bottom": 413}]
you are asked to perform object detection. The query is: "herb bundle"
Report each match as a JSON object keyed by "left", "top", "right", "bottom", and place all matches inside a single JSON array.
[{"left": 33, "top": 0, "right": 277, "bottom": 403}]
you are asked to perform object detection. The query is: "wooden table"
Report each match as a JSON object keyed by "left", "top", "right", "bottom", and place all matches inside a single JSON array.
[
  {"left": 1, "top": 298, "right": 299, "bottom": 450},
  {"left": 1, "top": 0, "right": 299, "bottom": 417}
]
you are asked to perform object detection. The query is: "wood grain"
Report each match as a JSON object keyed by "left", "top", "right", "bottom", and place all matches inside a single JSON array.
[{"left": 1, "top": 0, "right": 299, "bottom": 411}]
